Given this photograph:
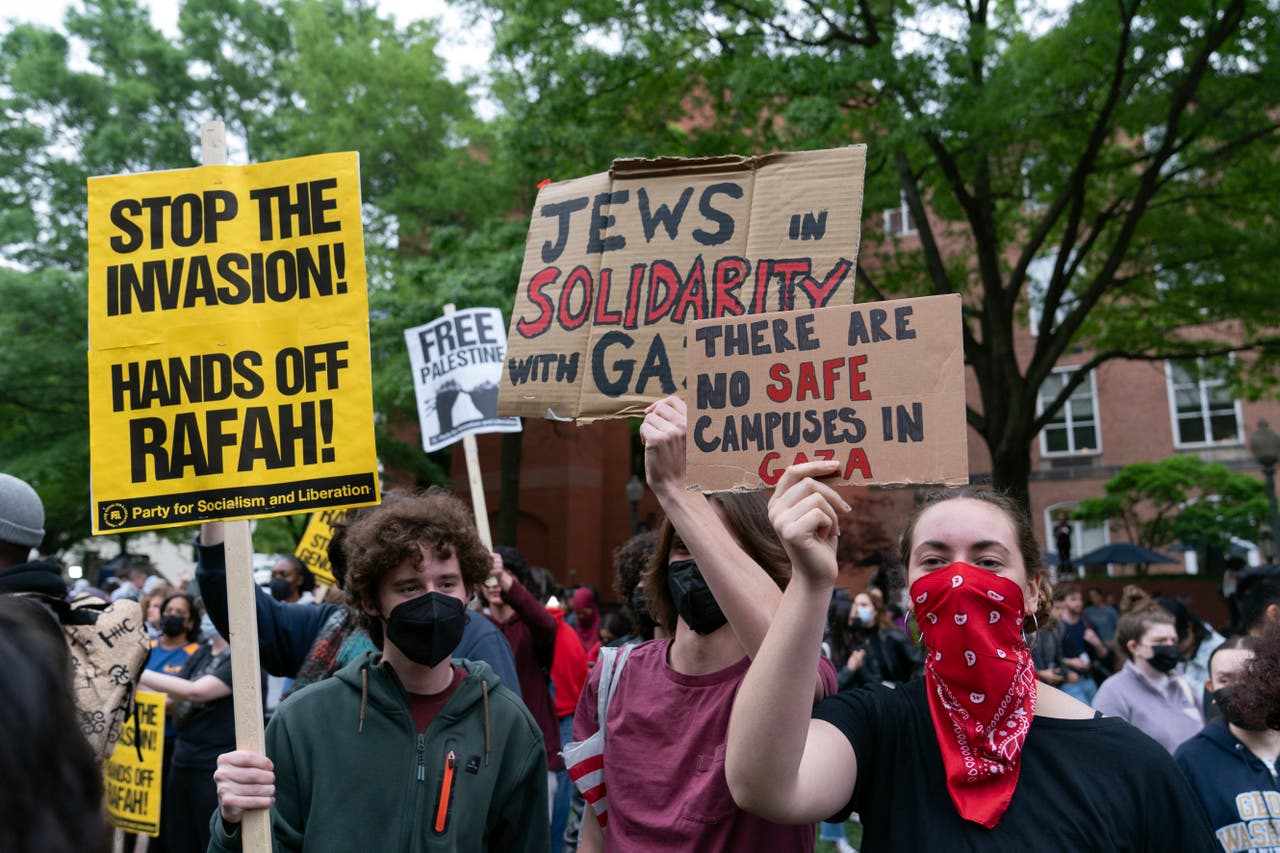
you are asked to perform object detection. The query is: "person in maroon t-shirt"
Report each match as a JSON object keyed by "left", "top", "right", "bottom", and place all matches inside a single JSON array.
[{"left": 572, "top": 395, "right": 836, "bottom": 852}]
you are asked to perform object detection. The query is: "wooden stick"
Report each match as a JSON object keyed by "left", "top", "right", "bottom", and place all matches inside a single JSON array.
[
  {"left": 201, "top": 118, "right": 270, "bottom": 853},
  {"left": 443, "top": 303, "right": 493, "bottom": 550},
  {"left": 224, "top": 519, "right": 271, "bottom": 851}
]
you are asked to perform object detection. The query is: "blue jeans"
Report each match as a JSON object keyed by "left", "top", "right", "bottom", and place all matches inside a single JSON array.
[
  {"left": 551, "top": 713, "right": 574, "bottom": 851},
  {"left": 1062, "top": 675, "right": 1097, "bottom": 705}
]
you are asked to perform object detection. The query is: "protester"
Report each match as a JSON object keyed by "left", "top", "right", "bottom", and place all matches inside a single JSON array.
[
  {"left": 599, "top": 610, "right": 632, "bottom": 646},
  {"left": 111, "top": 567, "right": 151, "bottom": 602},
  {"left": 269, "top": 553, "right": 315, "bottom": 604},
  {"left": 546, "top": 593, "right": 589, "bottom": 853},
  {"left": 1031, "top": 598, "right": 1068, "bottom": 688},
  {"left": 1093, "top": 604, "right": 1205, "bottom": 753},
  {"left": 1235, "top": 566, "right": 1280, "bottom": 637},
  {"left": 1084, "top": 586, "right": 1120, "bottom": 644},
  {"left": 1053, "top": 515, "right": 1073, "bottom": 573},
  {"left": 140, "top": 586, "right": 174, "bottom": 641},
  {"left": 571, "top": 395, "right": 837, "bottom": 852},
  {"left": 1173, "top": 635, "right": 1280, "bottom": 849},
  {"left": 139, "top": 615, "right": 238, "bottom": 852},
  {"left": 610, "top": 529, "right": 660, "bottom": 642},
  {"left": 197, "top": 503, "right": 520, "bottom": 699},
  {"left": 726, "top": 478, "right": 1215, "bottom": 849},
  {"left": 1053, "top": 581, "right": 1110, "bottom": 704},
  {"left": 484, "top": 544, "right": 563, "bottom": 799},
  {"left": 210, "top": 488, "right": 548, "bottom": 852},
  {"left": 571, "top": 586, "right": 602, "bottom": 662},
  {"left": 1235, "top": 618, "right": 1280, "bottom": 733},
  {"left": 0, "top": 596, "right": 108, "bottom": 853},
  {"left": 1156, "top": 593, "right": 1225, "bottom": 713}
]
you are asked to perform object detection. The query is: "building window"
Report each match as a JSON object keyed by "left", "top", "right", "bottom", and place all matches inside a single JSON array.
[
  {"left": 1166, "top": 358, "right": 1242, "bottom": 446},
  {"left": 1038, "top": 368, "right": 1100, "bottom": 455},
  {"left": 1026, "top": 249, "right": 1079, "bottom": 337},
  {"left": 883, "top": 191, "right": 916, "bottom": 237}
]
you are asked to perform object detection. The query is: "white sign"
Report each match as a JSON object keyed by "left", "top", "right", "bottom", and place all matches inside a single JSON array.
[{"left": 405, "top": 307, "right": 522, "bottom": 452}]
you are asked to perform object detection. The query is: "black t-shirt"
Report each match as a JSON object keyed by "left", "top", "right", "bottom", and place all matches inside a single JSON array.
[
  {"left": 812, "top": 679, "right": 1218, "bottom": 851},
  {"left": 170, "top": 643, "right": 235, "bottom": 769}
]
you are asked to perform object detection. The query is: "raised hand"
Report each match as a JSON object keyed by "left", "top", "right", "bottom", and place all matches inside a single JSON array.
[
  {"left": 767, "top": 460, "right": 848, "bottom": 586},
  {"left": 639, "top": 394, "right": 687, "bottom": 497}
]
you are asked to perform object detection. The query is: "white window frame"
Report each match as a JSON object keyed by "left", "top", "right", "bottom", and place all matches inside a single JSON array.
[
  {"left": 882, "top": 191, "right": 917, "bottom": 238},
  {"left": 1037, "top": 366, "right": 1102, "bottom": 457},
  {"left": 1164, "top": 357, "right": 1243, "bottom": 449}
]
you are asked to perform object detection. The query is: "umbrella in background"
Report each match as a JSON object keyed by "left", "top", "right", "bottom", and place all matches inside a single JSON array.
[{"left": 1074, "top": 542, "right": 1178, "bottom": 566}]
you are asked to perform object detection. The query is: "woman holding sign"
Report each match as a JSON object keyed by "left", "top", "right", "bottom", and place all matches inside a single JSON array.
[
  {"left": 725, "top": 468, "right": 1217, "bottom": 849},
  {"left": 566, "top": 395, "right": 837, "bottom": 852}
]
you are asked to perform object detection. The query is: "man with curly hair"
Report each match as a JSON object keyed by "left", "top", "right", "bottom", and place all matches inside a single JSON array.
[{"left": 210, "top": 489, "right": 548, "bottom": 852}]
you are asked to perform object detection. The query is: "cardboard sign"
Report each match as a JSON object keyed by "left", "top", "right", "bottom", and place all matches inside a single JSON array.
[
  {"left": 405, "top": 307, "right": 521, "bottom": 452},
  {"left": 294, "top": 508, "right": 348, "bottom": 587},
  {"left": 686, "top": 294, "right": 969, "bottom": 491},
  {"left": 87, "top": 152, "right": 380, "bottom": 534},
  {"left": 105, "top": 690, "right": 165, "bottom": 836},
  {"left": 499, "top": 146, "right": 866, "bottom": 422}
]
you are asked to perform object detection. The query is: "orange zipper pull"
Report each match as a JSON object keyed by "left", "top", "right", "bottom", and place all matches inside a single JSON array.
[{"left": 434, "top": 750, "right": 457, "bottom": 833}]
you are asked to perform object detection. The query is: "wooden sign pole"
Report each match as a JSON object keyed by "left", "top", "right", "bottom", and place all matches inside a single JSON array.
[
  {"left": 202, "top": 119, "right": 272, "bottom": 853},
  {"left": 443, "top": 303, "right": 493, "bottom": 550}
]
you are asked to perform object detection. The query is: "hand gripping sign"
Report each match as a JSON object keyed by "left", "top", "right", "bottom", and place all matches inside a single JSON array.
[{"left": 87, "top": 152, "right": 380, "bottom": 533}]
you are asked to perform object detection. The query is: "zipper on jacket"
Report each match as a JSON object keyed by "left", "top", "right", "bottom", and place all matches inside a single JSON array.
[
  {"left": 433, "top": 750, "right": 457, "bottom": 833},
  {"left": 416, "top": 733, "right": 426, "bottom": 782}
]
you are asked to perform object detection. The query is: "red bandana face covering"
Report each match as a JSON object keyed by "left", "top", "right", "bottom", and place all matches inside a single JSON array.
[{"left": 910, "top": 562, "right": 1037, "bottom": 828}]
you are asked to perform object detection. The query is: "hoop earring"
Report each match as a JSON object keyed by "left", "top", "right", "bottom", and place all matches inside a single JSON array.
[
  {"left": 1022, "top": 611, "right": 1039, "bottom": 651},
  {"left": 907, "top": 611, "right": 924, "bottom": 649}
]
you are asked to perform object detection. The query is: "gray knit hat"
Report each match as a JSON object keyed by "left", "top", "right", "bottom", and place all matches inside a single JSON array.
[{"left": 0, "top": 473, "right": 45, "bottom": 548}]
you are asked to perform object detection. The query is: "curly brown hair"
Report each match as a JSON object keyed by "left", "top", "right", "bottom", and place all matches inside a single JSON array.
[
  {"left": 897, "top": 487, "right": 1053, "bottom": 633},
  {"left": 641, "top": 490, "right": 790, "bottom": 634},
  {"left": 1236, "top": 618, "right": 1280, "bottom": 730},
  {"left": 342, "top": 488, "right": 491, "bottom": 647}
]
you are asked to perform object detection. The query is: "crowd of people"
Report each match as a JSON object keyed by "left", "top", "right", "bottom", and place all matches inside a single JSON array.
[{"left": 2, "top": 395, "right": 1279, "bottom": 851}]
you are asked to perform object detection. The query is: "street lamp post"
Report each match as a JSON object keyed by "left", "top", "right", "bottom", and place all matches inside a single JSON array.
[
  {"left": 1248, "top": 419, "right": 1280, "bottom": 565},
  {"left": 624, "top": 474, "right": 645, "bottom": 536}
]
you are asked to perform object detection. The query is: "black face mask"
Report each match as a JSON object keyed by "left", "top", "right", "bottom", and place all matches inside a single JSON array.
[
  {"left": 1212, "top": 686, "right": 1263, "bottom": 731},
  {"left": 161, "top": 615, "right": 188, "bottom": 638},
  {"left": 1147, "top": 644, "right": 1181, "bottom": 674},
  {"left": 384, "top": 592, "right": 468, "bottom": 667},
  {"left": 666, "top": 559, "right": 728, "bottom": 635},
  {"left": 269, "top": 577, "right": 293, "bottom": 601}
]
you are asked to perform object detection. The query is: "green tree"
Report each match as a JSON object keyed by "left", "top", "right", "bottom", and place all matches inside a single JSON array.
[
  {"left": 474, "top": 0, "right": 1280, "bottom": 506},
  {"left": 0, "top": 0, "right": 515, "bottom": 548},
  {"left": 1073, "top": 455, "right": 1267, "bottom": 558}
]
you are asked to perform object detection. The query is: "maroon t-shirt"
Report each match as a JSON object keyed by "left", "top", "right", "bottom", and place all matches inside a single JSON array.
[
  {"left": 407, "top": 665, "right": 466, "bottom": 733},
  {"left": 573, "top": 638, "right": 837, "bottom": 851}
]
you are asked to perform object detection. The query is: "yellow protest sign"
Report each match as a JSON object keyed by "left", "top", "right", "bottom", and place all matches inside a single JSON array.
[
  {"left": 105, "top": 690, "right": 165, "bottom": 836},
  {"left": 294, "top": 508, "right": 348, "bottom": 587},
  {"left": 87, "top": 152, "right": 380, "bottom": 534}
]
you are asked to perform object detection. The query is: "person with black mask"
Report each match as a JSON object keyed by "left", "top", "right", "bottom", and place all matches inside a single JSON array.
[
  {"left": 568, "top": 396, "right": 837, "bottom": 852},
  {"left": 209, "top": 488, "right": 548, "bottom": 853},
  {"left": 1093, "top": 605, "right": 1204, "bottom": 752},
  {"left": 1175, "top": 635, "right": 1280, "bottom": 846},
  {"left": 268, "top": 554, "right": 315, "bottom": 604}
]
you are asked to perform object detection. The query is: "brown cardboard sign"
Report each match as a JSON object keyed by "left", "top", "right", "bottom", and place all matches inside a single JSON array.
[
  {"left": 686, "top": 294, "right": 969, "bottom": 491},
  {"left": 499, "top": 146, "right": 866, "bottom": 422}
]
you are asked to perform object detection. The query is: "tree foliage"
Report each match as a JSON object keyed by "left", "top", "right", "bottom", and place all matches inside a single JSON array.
[
  {"left": 472, "top": 0, "right": 1280, "bottom": 506},
  {"left": 1073, "top": 455, "right": 1267, "bottom": 553},
  {"left": 0, "top": 0, "right": 517, "bottom": 551}
]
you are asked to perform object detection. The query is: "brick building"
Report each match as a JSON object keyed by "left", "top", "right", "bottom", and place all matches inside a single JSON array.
[{"left": 447, "top": 197, "right": 1279, "bottom": 607}]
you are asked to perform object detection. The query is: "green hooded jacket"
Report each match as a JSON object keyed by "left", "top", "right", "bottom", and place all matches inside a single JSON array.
[{"left": 209, "top": 651, "right": 549, "bottom": 852}]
